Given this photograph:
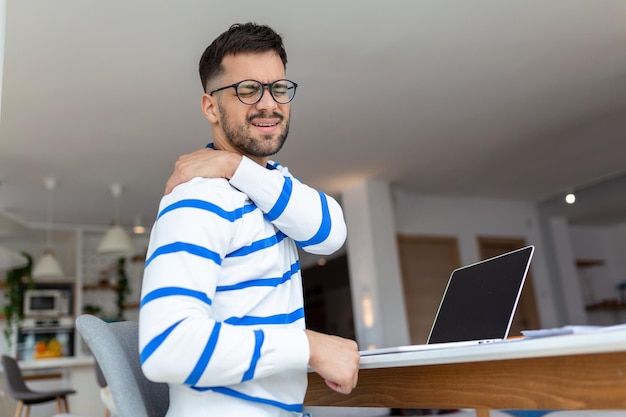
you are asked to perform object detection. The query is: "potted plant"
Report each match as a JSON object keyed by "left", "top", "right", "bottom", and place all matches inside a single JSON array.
[
  {"left": 114, "top": 257, "right": 130, "bottom": 321},
  {"left": 2, "top": 252, "right": 33, "bottom": 349}
]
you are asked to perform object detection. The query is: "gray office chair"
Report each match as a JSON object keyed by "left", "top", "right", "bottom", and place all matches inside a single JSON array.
[
  {"left": 1, "top": 354, "right": 76, "bottom": 417},
  {"left": 75, "top": 314, "right": 169, "bottom": 417},
  {"left": 94, "top": 359, "right": 115, "bottom": 417}
]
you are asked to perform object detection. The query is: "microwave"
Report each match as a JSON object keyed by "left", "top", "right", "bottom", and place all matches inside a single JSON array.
[{"left": 23, "top": 289, "right": 71, "bottom": 317}]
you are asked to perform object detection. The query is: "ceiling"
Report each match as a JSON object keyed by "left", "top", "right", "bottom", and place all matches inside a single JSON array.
[{"left": 1, "top": 0, "right": 626, "bottom": 235}]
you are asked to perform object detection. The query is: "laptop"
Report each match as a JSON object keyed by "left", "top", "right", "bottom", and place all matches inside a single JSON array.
[{"left": 360, "top": 245, "right": 535, "bottom": 356}]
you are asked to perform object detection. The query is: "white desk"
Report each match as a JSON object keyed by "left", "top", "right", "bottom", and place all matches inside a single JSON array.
[{"left": 305, "top": 330, "right": 626, "bottom": 417}]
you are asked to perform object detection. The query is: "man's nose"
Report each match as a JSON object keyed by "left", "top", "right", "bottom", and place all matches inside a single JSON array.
[{"left": 255, "top": 86, "right": 278, "bottom": 110}]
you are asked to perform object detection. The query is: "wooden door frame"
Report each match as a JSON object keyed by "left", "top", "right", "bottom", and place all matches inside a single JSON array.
[
  {"left": 477, "top": 236, "right": 528, "bottom": 259},
  {"left": 397, "top": 234, "right": 461, "bottom": 269},
  {"left": 396, "top": 234, "right": 461, "bottom": 344}
]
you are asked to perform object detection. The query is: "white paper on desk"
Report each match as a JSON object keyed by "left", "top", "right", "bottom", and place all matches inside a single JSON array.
[{"left": 522, "top": 323, "right": 626, "bottom": 338}]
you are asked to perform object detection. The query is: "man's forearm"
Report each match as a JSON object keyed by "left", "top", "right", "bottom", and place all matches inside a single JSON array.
[{"left": 230, "top": 157, "right": 347, "bottom": 254}]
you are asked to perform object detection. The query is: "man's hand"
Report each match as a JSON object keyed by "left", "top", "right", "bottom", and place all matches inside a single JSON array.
[
  {"left": 164, "top": 148, "right": 242, "bottom": 194},
  {"left": 305, "top": 329, "right": 360, "bottom": 394}
]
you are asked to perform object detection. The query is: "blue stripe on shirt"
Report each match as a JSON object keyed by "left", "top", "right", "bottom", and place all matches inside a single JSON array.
[
  {"left": 157, "top": 199, "right": 257, "bottom": 222},
  {"left": 296, "top": 191, "right": 331, "bottom": 248},
  {"left": 145, "top": 241, "right": 222, "bottom": 268},
  {"left": 264, "top": 177, "right": 292, "bottom": 222},
  {"left": 140, "top": 287, "right": 212, "bottom": 308},
  {"left": 224, "top": 307, "right": 305, "bottom": 326},
  {"left": 241, "top": 330, "right": 264, "bottom": 382},
  {"left": 216, "top": 261, "right": 300, "bottom": 292},
  {"left": 192, "top": 386, "right": 302, "bottom": 413},
  {"left": 185, "top": 322, "right": 221, "bottom": 386},
  {"left": 226, "top": 231, "right": 287, "bottom": 258},
  {"left": 140, "top": 318, "right": 184, "bottom": 364}
]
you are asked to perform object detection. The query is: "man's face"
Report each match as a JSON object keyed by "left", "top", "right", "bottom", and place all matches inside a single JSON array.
[{"left": 204, "top": 51, "right": 291, "bottom": 161}]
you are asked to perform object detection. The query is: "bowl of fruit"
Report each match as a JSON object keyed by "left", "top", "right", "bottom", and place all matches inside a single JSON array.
[{"left": 33, "top": 338, "right": 64, "bottom": 359}]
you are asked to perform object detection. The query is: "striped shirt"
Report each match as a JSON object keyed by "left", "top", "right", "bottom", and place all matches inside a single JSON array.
[{"left": 139, "top": 154, "right": 347, "bottom": 417}]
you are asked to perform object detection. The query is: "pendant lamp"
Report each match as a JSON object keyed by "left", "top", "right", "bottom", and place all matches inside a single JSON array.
[
  {"left": 133, "top": 215, "right": 146, "bottom": 234},
  {"left": 32, "top": 177, "right": 64, "bottom": 279},
  {"left": 98, "top": 183, "right": 134, "bottom": 255}
]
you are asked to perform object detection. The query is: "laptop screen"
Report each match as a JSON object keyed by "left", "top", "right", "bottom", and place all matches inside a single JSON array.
[{"left": 427, "top": 245, "right": 534, "bottom": 344}]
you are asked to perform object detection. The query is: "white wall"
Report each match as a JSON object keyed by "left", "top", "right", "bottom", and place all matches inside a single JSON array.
[
  {"left": 569, "top": 224, "right": 626, "bottom": 326},
  {"left": 570, "top": 225, "right": 622, "bottom": 302},
  {"left": 342, "top": 180, "right": 410, "bottom": 349},
  {"left": 1, "top": 0, "right": 6, "bottom": 119},
  {"left": 547, "top": 217, "right": 588, "bottom": 325}
]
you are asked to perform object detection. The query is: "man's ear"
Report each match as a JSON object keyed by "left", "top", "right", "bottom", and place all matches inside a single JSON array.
[{"left": 201, "top": 94, "right": 219, "bottom": 123}]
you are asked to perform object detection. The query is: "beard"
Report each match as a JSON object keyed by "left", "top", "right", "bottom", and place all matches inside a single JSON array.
[{"left": 217, "top": 101, "right": 290, "bottom": 158}]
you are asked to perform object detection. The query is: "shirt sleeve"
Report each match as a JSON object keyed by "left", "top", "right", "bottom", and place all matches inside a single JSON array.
[
  {"left": 229, "top": 156, "right": 347, "bottom": 255},
  {"left": 138, "top": 178, "right": 310, "bottom": 388}
]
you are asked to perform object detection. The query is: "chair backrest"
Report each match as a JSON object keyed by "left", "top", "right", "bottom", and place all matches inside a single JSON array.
[
  {"left": 75, "top": 314, "right": 169, "bottom": 417},
  {"left": 94, "top": 359, "right": 107, "bottom": 388},
  {"left": 1, "top": 354, "right": 30, "bottom": 396}
]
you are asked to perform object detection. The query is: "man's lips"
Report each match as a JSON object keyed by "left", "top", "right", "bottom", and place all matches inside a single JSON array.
[
  {"left": 252, "top": 120, "right": 279, "bottom": 127},
  {"left": 250, "top": 116, "right": 282, "bottom": 133}
]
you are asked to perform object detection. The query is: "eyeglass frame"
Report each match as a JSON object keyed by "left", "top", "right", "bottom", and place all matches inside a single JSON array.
[{"left": 208, "top": 79, "right": 298, "bottom": 105}]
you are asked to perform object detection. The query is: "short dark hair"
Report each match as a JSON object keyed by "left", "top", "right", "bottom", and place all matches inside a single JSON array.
[{"left": 199, "top": 23, "right": 288, "bottom": 93}]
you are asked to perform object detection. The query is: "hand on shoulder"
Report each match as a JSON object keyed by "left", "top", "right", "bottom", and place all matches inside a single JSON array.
[{"left": 165, "top": 148, "right": 242, "bottom": 194}]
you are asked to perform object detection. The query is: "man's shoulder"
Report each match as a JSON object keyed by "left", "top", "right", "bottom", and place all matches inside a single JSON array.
[
  {"left": 267, "top": 160, "right": 288, "bottom": 173},
  {"left": 162, "top": 177, "right": 248, "bottom": 207},
  {"left": 173, "top": 176, "right": 231, "bottom": 190}
]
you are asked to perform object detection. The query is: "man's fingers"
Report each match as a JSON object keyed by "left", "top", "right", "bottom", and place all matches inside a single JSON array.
[
  {"left": 325, "top": 380, "right": 353, "bottom": 395},
  {"left": 164, "top": 173, "right": 183, "bottom": 195},
  {"left": 324, "top": 378, "right": 358, "bottom": 394}
]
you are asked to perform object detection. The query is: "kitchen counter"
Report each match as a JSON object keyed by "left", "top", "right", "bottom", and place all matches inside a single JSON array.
[{"left": 16, "top": 355, "right": 94, "bottom": 371}]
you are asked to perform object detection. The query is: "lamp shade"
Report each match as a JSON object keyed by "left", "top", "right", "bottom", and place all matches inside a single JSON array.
[
  {"left": 0, "top": 246, "right": 28, "bottom": 271},
  {"left": 32, "top": 250, "right": 64, "bottom": 278},
  {"left": 98, "top": 225, "right": 134, "bottom": 255}
]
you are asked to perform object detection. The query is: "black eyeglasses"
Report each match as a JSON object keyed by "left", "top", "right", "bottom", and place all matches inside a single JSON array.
[{"left": 209, "top": 79, "right": 298, "bottom": 105}]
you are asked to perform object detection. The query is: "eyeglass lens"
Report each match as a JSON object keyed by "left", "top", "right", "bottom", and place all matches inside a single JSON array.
[{"left": 236, "top": 80, "right": 296, "bottom": 104}]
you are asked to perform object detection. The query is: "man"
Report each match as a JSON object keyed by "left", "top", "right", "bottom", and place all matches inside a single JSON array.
[{"left": 139, "top": 23, "right": 359, "bottom": 417}]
